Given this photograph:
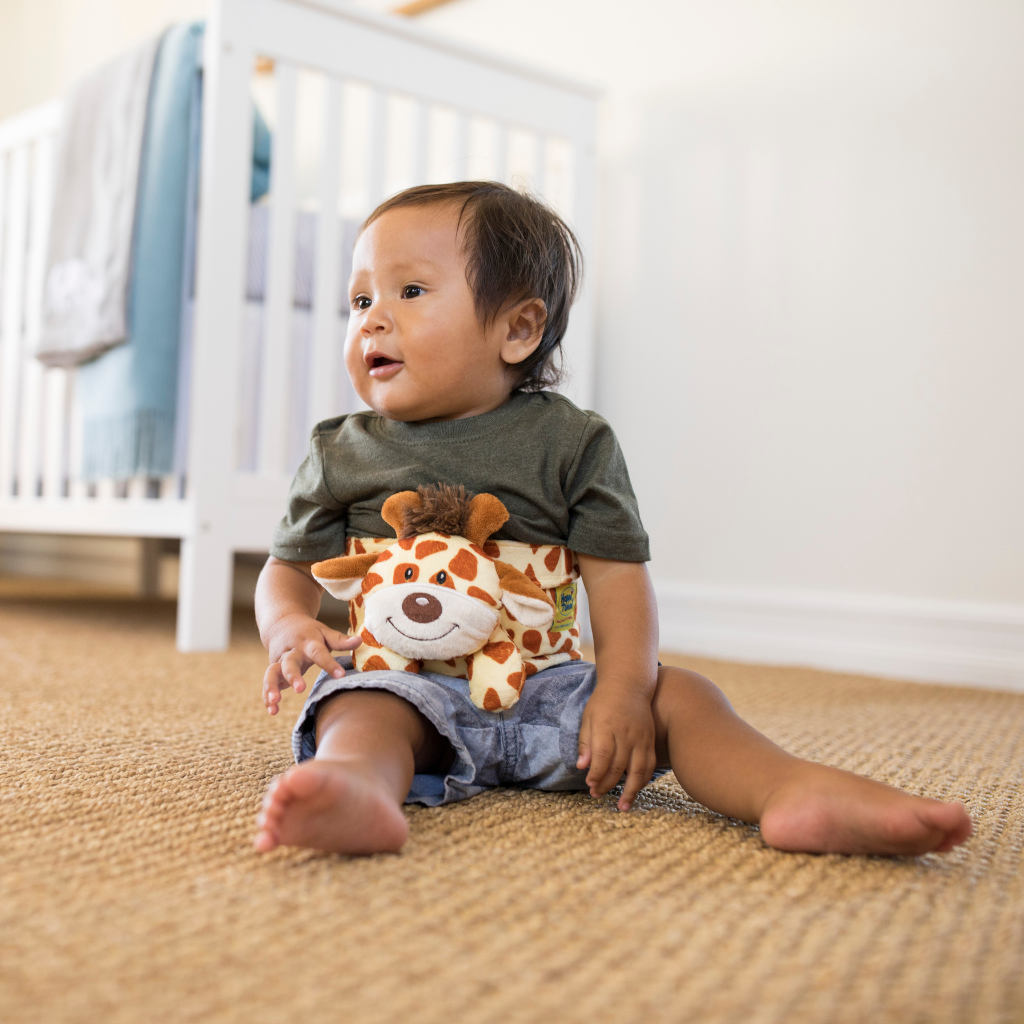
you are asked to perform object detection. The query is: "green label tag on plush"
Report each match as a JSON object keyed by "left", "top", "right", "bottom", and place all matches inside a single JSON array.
[{"left": 551, "top": 581, "right": 577, "bottom": 632}]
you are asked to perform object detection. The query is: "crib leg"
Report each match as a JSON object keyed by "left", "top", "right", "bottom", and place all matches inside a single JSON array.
[{"left": 176, "top": 535, "right": 234, "bottom": 651}]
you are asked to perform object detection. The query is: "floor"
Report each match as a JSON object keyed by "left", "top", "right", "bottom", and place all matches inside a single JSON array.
[{"left": 1, "top": 592, "right": 1022, "bottom": 1024}]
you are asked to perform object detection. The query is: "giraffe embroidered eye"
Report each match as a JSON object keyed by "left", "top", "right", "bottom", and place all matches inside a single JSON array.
[
  {"left": 404, "top": 567, "right": 414, "bottom": 580},
  {"left": 436, "top": 571, "right": 447, "bottom": 584}
]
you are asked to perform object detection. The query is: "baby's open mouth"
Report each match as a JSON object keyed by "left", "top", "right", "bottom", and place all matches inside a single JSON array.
[{"left": 368, "top": 356, "right": 403, "bottom": 378}]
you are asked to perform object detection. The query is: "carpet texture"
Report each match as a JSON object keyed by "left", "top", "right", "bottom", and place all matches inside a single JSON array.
[{"left": 1, "top": 595, "right": 1023, "bottom": 1024}]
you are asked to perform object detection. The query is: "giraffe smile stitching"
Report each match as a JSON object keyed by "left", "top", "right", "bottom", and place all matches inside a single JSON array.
[{"left": 386, "top": 617, "right": 458, "bottom": 643}]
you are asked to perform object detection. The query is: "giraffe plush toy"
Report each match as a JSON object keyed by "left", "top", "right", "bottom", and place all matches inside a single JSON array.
[{"left": 311, "top": 485, "right": 563, "bottom": 712}]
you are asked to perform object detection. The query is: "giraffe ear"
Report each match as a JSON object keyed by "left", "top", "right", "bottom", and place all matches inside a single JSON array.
[
  {"left": 463, "top": 492, "right": 509, "bottom": 547},
  {"left": 311, "top": 552, "right": 380, "bottom": 601},
  {"left": 494, "top": 560, "right": 554, "bottom": 627},
  {"left": 381, "top": 491, "right": 423, "bottom": 537}
]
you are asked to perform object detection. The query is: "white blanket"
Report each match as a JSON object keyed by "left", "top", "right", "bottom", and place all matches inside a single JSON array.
[{"left": 36, "top": 37, "right": 160, "bottom": 368}]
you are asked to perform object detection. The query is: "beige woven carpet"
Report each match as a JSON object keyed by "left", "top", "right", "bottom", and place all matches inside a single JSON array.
[{"left": 2, "top": 594, "right": 1023, "bottom": 1024}]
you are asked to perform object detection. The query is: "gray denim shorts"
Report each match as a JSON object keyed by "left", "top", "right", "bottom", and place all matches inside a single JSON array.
[{"left": 292, "top": 656, "right": 599, "bottom": 806}]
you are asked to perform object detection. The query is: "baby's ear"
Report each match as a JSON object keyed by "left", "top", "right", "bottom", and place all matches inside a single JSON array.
[
  {"left": 494, "top": 560, "right": 554, "bottom": 628},
  {"left": 381, "top": 491, "right": 422, "bottom": 537},
  {"left": 311, "top": 552, "right": 380, "bottom": 601},
  {"left": 463, "top": 492, "right": 509, "bottom": 547}
]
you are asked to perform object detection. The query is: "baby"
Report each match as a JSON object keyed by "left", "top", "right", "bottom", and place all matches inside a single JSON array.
[{"left": 253, "top": 182, "right": 972, "bottom": 857}]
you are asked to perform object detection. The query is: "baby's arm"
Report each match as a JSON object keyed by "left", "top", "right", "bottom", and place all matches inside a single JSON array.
[
  {"left": 255, "top": 556, "right": 361, "bottom": 715},
  {"left": 576, "top": 554, "right": 660, "bottom": 811}
]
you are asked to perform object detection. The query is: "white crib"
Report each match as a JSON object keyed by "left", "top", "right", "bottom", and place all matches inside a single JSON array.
[{"left": 0, "top": 0, "right": 598, "bottom": 650}]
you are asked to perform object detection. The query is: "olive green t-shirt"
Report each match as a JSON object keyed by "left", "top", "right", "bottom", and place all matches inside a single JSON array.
[{"left": 270, "top": 391, "right": 650, "bottom": 563}]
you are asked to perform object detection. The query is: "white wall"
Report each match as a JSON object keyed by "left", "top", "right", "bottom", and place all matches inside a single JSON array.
[
  {"left": 2, "top": 0, "right": 1021, "bottom": 682},
  {"left": 418, "top": 0, "right": 1024, "bottom": 685},
  {"left": 0, "top": 0, "right": 207, "bottom": 121}
]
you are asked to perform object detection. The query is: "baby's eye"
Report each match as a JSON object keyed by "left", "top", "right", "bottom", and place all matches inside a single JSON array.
[
  {"left": 352, "top": 295, "right": 371, "bottom": 311},
  {"left": 402, "top": 285, "right": 424, "bottom": 299},
  {"left": 436, "top": 571, "right": 447, "bottom": 584}
]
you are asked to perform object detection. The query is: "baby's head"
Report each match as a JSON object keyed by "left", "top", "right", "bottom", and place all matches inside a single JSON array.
[{"left": 345, "top": 182, "right": 581, "bottom": 423}]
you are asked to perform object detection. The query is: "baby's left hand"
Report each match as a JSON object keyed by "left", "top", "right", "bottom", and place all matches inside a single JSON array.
[{"left": 576, "top": 682, "right": 657, "bottom": 812}]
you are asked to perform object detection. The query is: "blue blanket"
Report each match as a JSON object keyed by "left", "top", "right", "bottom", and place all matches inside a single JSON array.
[{"left": 79, "top": 23, "right": 269, "bottom": 480}]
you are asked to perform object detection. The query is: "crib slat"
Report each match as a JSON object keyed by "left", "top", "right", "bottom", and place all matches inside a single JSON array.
[
  {"left": 0, "top": 146, "right": 29, "bottom": 499},
  {"left": 43, "top": 369, "right": 68, "bottom": 497},
  {"left": 366, "top": 87, "right": 387, "bottom": 210},
  {"left": 413, "top": 100, "right": 429, "bottom": 185},
  {"left": 18, "top": 134, "right": 55, "bottom": 500},
  {"left": 309, "top": 77, "right": 343, "bottom": 429},
  {"left": 258, "top": 62, "right": 298, "bottom": 476}
]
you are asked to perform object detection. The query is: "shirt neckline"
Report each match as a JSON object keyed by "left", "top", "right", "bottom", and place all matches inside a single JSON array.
[{"left": 373, "top": 392, "right": 538, "bottom": 443}]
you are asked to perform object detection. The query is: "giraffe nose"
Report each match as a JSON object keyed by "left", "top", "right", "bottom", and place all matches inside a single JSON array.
[{"left": 402, "top": 592, "right": 442, "bottom": 623}]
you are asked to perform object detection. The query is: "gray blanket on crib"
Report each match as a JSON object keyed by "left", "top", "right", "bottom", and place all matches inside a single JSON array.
[{"left": 36, "top": 36, "right": 160, "bottom": 368}]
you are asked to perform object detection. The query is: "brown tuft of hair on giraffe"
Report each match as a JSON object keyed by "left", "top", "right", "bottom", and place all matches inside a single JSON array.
[{"left": 382, "top": 484, "right": 509, "bottom": 547}]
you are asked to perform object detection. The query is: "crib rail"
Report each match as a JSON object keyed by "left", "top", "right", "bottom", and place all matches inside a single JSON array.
[
  {"left": 0, "top": 100, "right": 188, "bottom": 536},
  {"left": 0, "top": 0, "right": 598, "bottom": 651}
]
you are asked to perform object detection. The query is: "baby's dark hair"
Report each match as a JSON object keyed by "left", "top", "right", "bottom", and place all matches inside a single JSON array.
[{"left": 362, "top": 181, "right": 582, "bottom": 392}]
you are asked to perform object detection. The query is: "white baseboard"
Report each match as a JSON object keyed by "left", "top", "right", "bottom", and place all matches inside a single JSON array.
[{"left": 653, "top": 582, "right": 1024, "bottom": 692}]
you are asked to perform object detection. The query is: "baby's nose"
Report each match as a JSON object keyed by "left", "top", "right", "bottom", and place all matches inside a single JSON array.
[{"left": 402, "top": 592, "right": 442, "bottom": 623}]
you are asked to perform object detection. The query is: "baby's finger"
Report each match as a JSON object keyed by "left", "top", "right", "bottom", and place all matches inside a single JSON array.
[
  {"left": 263, "top": 663, "right": 287, "bottom": 716},
  {"left": 325, "top": 627, "right": 361, "bottom": 652},
  {"left": 618, "top": 752, "right": 655, "bottom": 811},
  {"left": 594, "top": 745, "right": 630, "bottom": 798},
  {"left": 279, "top": 650, "right": 307, "bottom": 691},
  {"left": 303, "top": 640, "right": 345, "bottom": 683},
  {"left": 586, "top": 738, "right": 617, "bottom": 795},
  {"left": 576, "top": 717, "right": 593, "bottom": 770}
]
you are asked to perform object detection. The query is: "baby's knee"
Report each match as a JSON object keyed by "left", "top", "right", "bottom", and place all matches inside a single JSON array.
[{"left": 653, "top": 665, "right": 733, "bottom": 719}]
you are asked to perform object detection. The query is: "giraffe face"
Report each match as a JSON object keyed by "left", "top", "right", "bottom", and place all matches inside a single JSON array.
[
  {"left": 358, "top": 531, "right": 506, "bottom": 660},
  {"left": 313, "top": 529, "right": 556, "bottom": 664},
  {"left": 363, "top": 581, "right": 499, "bottom": 660}
]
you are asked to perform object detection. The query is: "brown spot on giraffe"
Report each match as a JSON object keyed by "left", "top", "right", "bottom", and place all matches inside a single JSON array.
[
  {"left": 415, "top": 539, "right": 449, "bottom": 559},
  {"left": 482, "top": 640, "right": 516, "bottom": 664},
  {"left": 544, "top": 547, "right": 561, "bottom": 572},
  {"left": 393, "top": 563, "right": 419, "bottom": 584},
  {"left": 375, "top": 549, "right": 392, "bottom": 561},
  {"left": 448, "top": 548, "right": 479, "bottom": 581},
  {"left": 360, "top": 628, "right": 383, "bottom": 649},
  {"left": 398, "top": 537, "right": 415, "bottom": 551},
  {"left": 362, "top": 655, "right": 389, "bottom": 672},
  {"left": 361, "top": 572, "right": 383, "bottom": 595},
  {"left": 483, "top": 688, "right": 502, "bottom": 711},
  {"left": 353, "top": 539, "right": 366, "bottom": 554},
  {"left": 507, "top": 669, "right": 525, "bottom": 693},
  {"left": 468, "top": 586, "right": 497, "bottom": 605},
  {"left": 483, "top": 540, "right": 500, "bottom": 559},
  {"left": 522, "top": 630, "right": 543, "bottom": 655}
]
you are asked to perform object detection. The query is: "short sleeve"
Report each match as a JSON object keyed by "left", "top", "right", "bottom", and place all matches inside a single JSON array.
[
  {"left": 269, "top": 428, "right": 348, "bottom": 562},
  {"left": 563, "top": 414, "right": 650, "bottom": 562}
]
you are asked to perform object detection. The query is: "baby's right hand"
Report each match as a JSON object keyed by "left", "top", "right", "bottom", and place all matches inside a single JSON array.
[{"left": 262, "top": 614, "right": 362, "bottom": 716}]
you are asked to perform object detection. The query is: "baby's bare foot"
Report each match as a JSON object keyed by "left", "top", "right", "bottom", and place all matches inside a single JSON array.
[
  {"left": 759, "top": 765, "right": 973, "bottom": 856},
  {"left": 254, "top": 761, "right": 409, "bottom": 855}
]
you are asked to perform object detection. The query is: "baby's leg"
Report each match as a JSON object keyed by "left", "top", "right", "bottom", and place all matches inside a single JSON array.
[
  {"left": 652, "top": 667, "right": 973, "bottom": 855},
  {"left": 255, "top": 689, "right": 451, "bottom": 854}
]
